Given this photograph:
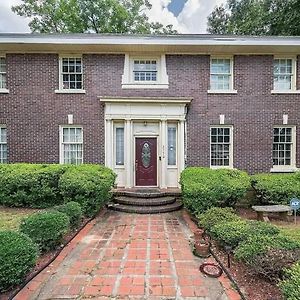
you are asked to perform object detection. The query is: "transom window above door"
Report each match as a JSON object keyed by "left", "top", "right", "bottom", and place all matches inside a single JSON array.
[{"left": 55, "top": 56, "right": 85, "bottom": 94}]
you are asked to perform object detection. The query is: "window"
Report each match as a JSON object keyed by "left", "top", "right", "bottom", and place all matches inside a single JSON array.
[
  {"left": 0, "top": 127, "right": 7, "bottom": 163},
  {"left": 115, "top": 127, "right": 124, "bottom": 166},
  {"left": 122, "top": 54, "right": 169, "bottom": 89},
  {"left": 60, "top": 127, "right": 83, "bottom": 165},
  {"left": 168, "top": 126, "right": 177, "bottom": 166},
  {"left": 133, "top": 60, "right": 157, "bottom": 82},
  {"left": 273, "top": 59, "right": 296, "bottom": 91},
  {"left": 0, "top": 57, "right": 7, "bottom": 91},
  {"left": 210, "top": 127, "right": 233, "bottom": 168},
  {"left": 272, "top": 127, "right": 296, "bottom": 170},
  {"left": 56, "top": 56, "right": 85, "bottom": 93},
  {"left": 210, "top": 58, "right": 234, "bottom": 91}
]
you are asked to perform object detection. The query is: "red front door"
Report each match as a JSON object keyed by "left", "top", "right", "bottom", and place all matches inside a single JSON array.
[{"left": 135, "top": 137, "right": 157, "bottom": 186}]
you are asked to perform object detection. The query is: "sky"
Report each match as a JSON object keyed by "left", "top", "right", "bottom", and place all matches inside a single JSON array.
[{"left": 0, "top": 0, "right": 226, "bottom": 34}]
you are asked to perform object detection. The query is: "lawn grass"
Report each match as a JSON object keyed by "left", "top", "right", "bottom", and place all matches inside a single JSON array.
[
  {"left": 0, "top": 207, "right": 41, "bottom": 231},
  {"left": 279, "top": 225, "right": 300, "bottom": 242}
]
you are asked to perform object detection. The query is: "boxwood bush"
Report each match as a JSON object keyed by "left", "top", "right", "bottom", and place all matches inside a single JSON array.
[
  {"left": 0, "top": 164, "right": 116, "bottom": 215},
  {"left": 180, "top": 167, "right": 250, "bottom": 214},
  {"left": 279, "top": 262, "right": 300, "bottom": 300},
  {"left": 59, "top": 164, "right": 116, "bottom": 217},
  {"left": 0, "top": 164, "right": 66, "bottom": 208},
  {"left": 53, "top": 201, "right": 83, "bottom": 228},
  {"left": 20, "top": 211, "right": 70, "bottom": 252},
  {"left": 0, "top": 231, "right": 38, "bottom": 292},
  {"left": 251, "top": 172, "right": 300, "bottom": 205}
]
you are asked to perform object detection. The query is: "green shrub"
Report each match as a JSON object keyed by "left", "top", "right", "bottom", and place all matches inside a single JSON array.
[
  {"left": 279, "top": 262, "right": 300, "bottom": 300},
  {"left": 0, "top": 164, "right": 67, "bottom": 208},
  {"left": 198, "top": 207, "right": 240, "bottom": 230},
  {"left": 20, "top": 211, "right": 70, "bottom": 252},
  {"left": 54, "top": 201, "right": 83, "bottom": 228},
  {"left": 251, "top": 172, "right": 300, "bottom": 205},
  {"left": 0, "top": 231, "right": 38, "bottom": 291},
  {"left": 59, "top": 164, "right": 116, "bottom": 216},
  {"left": 180, "top": 167, "right": 250, "bottom": 214},
  {"left": 210, "top": 219, "right": 280, "bottom": 249}
]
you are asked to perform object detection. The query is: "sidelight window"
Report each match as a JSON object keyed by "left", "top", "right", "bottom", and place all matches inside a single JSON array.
[
  {"left": 115, "top": 127, "right": 124, "bottom": 166},
  {"left": 168, "top": 126, "right": 177, "bottom": 166}
]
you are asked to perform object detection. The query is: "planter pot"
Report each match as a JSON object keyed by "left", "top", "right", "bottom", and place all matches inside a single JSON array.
[
  {"left": 194, "top": 229, "right": 204, "bottom": 242},
  {"left": 194, "top": 241, "right": 210, "bottom": 258}
]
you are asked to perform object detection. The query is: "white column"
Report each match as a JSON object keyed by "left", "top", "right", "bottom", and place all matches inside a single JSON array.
[
  {"left": 161, "top": 119, "right": 167, "bottom": 189},
  {"left": 179, "top": 120, "right": 185, "bottom": 173},
  {"left": 105, "top": 118, "right": 113, "bottom": 168},
  {"left": 125, "top": 119, "right": 132, "bottom": 188}
]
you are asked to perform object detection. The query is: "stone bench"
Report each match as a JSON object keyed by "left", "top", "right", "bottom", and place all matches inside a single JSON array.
[{"left": 252, "top": 205, "right": 292, "bottom": 222}]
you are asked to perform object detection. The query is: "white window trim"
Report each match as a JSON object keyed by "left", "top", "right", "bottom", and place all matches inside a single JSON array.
[
  {"left": 122, "top": 54, "right": 169, "bottom": 89},
  {"left": 271, "top": 56, "right": 299, "bottom": 94},
  {"left": 271, "top": 125, "right": 297, "bottom": 172},
  {"left": 114, "top": 123, "right": 125, "bottom": 169},
  {"left": 208, "top": 56, "right": 237, "bottom": 94},
  {"left": 55, "top": 55, "right": 86, "bottom": 94},
  {"left": 210, "top": 125, "right": 234, "bottom": 169},
  {"left": 167, "top": 123, "right": 178, "bottom": 168},
  {"left": 59, "top": 125, "right": 83, "bottom": 164},
  {"left": 0, "top": 55, "right": 9, "bottom": 94},
  {"left": 0, "top": 125, "right": 7, "bottom": 163}
]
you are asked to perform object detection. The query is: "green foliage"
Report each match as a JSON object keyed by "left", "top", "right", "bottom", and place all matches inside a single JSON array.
[
  {"left": 234, "top": 234, "right": 300, "bottom": 262},
  {"left": 0, "top": 164, "right": 66, "bottom": 208},
  {"left": 59, "top": 164, "right": 116, "bottom": 217},
  {"left": 198, "top": 207, "right": 240, "bottom": 229},
  {"left": 180, "top": 167, "right": 250, "bottom": 214},
  {"left": 207, "top": 0, "right": 300, "bottom": 36},
  {"left": 251, "top": 172, "right": 300, "bottom": 205},
  {"left": 279, "top": 262, "right": 300, "bottom": 300},
  {"left": 0, "top": 231, "right": 38, "bottom": 292},
  {"left": 20, "top": 211, "right": 70, "bottom": 252},
  {"left": 12, "top": 0, "right": 177, "bottom": 34},
  {"left": 53, "top": 201, "right": 83, "bottom": 228}
]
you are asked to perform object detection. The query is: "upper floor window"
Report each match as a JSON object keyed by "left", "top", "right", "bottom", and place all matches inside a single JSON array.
[
  {"left": 0, "top": 57, "right": 8, "bottom": 93},
  {"left": 273, "top": 58, "right": 296, "bottom": 91},
  {"left": 60, "top": 127, "right": 83, "bottom": 165},
  {"left": 210, "top": 126, "right": 233, "bottom": 168},
  {"left": 0, "top": 127, "right": 7, "bottom": 163},
  {"left": 272, "top": 126, "right": 296, "bottom": 171},
  {"left": 209, "top": 57, "right": 236, "bottom": 93},
  {"left": 122, "top": 54, "right": 168, "bottom": 89},
  {"left": 56, "top": 56, "right": 85, "bottom": 93}
]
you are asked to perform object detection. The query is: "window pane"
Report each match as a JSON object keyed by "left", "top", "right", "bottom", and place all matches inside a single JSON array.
[
  {"left": 0, "top": 128, "right": 7, "bottom": 164},
  {"left": 273, "top": 59, "right": 293, "bottom": 90},
  {"left": 61, "top": 57, "right": 83, "bottom": 90},
  {"left": 62, "top": 127, "right": 83, "bottom": 165},
  {"left": 210, "top": 127, "right": 232, "bottom": 167},
  {"left": 116, "top": 128, "right": 124, "bottom": 165},
  {"left": 133, "top": 59, "right": 157, "bottom": 82},
  {"left": 168, "top": 127, "right": 176, "bottom": 166}
]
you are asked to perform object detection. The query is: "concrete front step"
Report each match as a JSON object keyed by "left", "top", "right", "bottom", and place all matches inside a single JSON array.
[
  {"left": 114, "top": 196, "right": 176, "bottom": 206},
  {"left": 113, "top": 189, "right": 181, "bottom": 199},
  {"left": 108, "top": 199, "right": 183, "bottom": 214}
]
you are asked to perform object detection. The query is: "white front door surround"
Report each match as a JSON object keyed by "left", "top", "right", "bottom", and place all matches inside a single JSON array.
[{"left": 100, "top": 97, "right": 192, "bottom": 188}]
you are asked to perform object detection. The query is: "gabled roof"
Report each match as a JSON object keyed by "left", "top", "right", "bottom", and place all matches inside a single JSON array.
[{"left": 0, "top": 33, "right": 300, "bottom": 54}]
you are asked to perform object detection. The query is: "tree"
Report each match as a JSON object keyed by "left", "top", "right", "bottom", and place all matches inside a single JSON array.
[
  {"left": 207, "top": 0, "right": 300, "bottom": 36},
  {"left": 12, "top": 0, "right": 177, "bottom": 34}
]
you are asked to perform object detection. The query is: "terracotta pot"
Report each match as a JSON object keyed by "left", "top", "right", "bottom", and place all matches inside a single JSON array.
[
  {"left": 194, "top": 241, "right": 210, "bottom": 257},
  {"left": 194, "top": 229, "right": 204, "bottom": 242}
]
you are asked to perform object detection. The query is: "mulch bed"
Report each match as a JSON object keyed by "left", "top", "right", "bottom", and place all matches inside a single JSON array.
[{"left": 0, "top": 216, "right": 92, "bottom": 300}]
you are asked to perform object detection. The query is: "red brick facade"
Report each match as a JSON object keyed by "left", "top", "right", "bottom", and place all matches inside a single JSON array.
[{"left": 1, "top": 53, "right": 300, "bottom": 173}]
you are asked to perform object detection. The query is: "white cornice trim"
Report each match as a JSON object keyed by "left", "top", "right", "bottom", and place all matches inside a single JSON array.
[{"left": 99, "top": 96, "right": 192, "bottom": 104}]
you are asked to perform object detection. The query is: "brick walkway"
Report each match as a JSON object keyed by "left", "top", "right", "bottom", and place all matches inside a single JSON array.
[{"left": 15, "top": 210, "right": 239, "bottom": 300}]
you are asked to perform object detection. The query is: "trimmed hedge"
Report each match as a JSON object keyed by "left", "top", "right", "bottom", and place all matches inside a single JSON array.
[
  {"left": 0, "top": 164, "right": 116, "bottom": 216},
  {"left": 53, "top": 201, "right": 83, "bottom": 228},
  {"left": 0, "top": 231, "right": 38, "bottom": 292},
  {"left": 198, "top": 207, "right": 300, "bottom": 281},
  {"left": 59, "top": 165, "right": 116, "bottom": 216},
  {"left": 279, "top": 262, "right": 300, "bottom": 300},
  {"left": 251, "top": 172, "right": 300, "bottom": 205},
  {"left": 180, "top": 167, "right": 250, "bottom": 214},
  {"left": 20, "top": 211, "right": 70, "bottom": 252}
]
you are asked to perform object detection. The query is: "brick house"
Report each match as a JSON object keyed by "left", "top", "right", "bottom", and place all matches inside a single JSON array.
[{"left": 0, "top": 34, "right": 299, "bottom": 189}]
